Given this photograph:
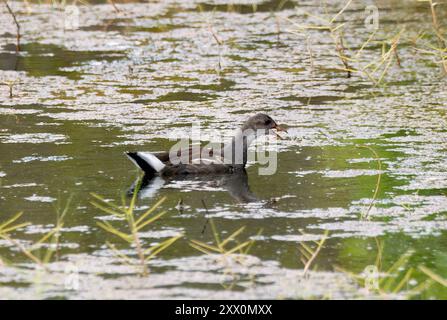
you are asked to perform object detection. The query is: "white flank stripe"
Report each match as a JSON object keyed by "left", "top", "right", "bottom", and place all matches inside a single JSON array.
[{"left": 137, "top": 152, "right": 166, "bottom": 172}]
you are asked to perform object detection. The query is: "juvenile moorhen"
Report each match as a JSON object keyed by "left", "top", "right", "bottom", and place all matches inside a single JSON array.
[{"left": 126, "top": 113, "right": 286, "bottom": 177}]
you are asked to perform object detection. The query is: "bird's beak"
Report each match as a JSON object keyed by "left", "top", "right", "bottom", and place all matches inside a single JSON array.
[{"left": 272, "top": 124, "right": 287, "bottom": 139}]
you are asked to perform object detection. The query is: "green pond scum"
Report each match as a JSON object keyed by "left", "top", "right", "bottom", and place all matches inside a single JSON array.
[{"left": 0, "top": 0, "right": 446, "bottom": 300}]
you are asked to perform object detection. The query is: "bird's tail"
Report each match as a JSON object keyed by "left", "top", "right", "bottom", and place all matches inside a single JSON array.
[{"left": 125, "top": 152, "right": 166, "bottom": 176}]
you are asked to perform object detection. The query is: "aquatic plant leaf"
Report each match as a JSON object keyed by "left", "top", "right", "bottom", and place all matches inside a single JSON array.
[
  {"left": 144, "top": 234, "right": 182, "bottom": 261},
  {"left": 189, "top": 242, "right": 214, "bottom": 255},
  {"left": 135, "top": 197, "right": 166, "bottom": 226},
  {"left": 106, "top": 242, "right": 134, "bottom": 267},
  {"left": 97, "top": 221, "right": 132, "bottom": 243},
  {"left": 90, "top": 193, "right": 126, "bottom": 216},
  {"left": 33, "top": 224, "right": 63, "bottom": 247},
  {"left": 90, "top": 200, "right": 125, "bottom": 218},
  {"left": 135, "top": 211, "right": 167, "bottom": 232},
  {"left": 225, "top": 241, "right": 251, "bottom": 255},
  {"left": 419, "top": 266, "right": 447, "bottom": 287},
  {"left": 392, "top": 268, "right": 414, "bottom": 294},
  {"left": 219, "top": 226, "right": 246, "bottom": 249},
  {"left": 190, "top": 239, "right": 221, "bottom": 253},
  {"left": 0, "top": 212, "right": 29, "bottom": 234}
]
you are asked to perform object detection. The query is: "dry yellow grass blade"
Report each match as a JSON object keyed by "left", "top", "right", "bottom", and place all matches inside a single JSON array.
[
  {"left": 330, "top": 0, "right": 353, "bottom": 24},
  {"left": 145, "top": 235, "right": 182, "bottom": 262},
  {"left": 419, "top": 266, "right": 447, "bottom": 287},
  {"left": 93, "top": 186, "right": 180, "bottom": 276},
  {"left": 219, "top": 226, "right": 246, "bottom": 249},
  {"left": 107, "top": 242, "right": 134, "bottom": 267},
  {"left": 190, "top": 239, "right": 221, "bottom": 253},
  {"left": 301, "top": 230, "right": 329, "bottom": 275},
  {"left": 135, "top": 197, "right": 166, "bottom": 225},
  {"left": 356, "top": 145, "right": 382, "bottom": 220},
  {"left": 97, "top": 221, "right": 133, "bottom": 243},
  {"left": 0, "top": 212, "right": 29, "bottom": 234},
  {"left": 136, "top": 211, "right": 167, "bottom": 232},
  {"left": 189, "top": 242, "right": 214, "bottom": 255},
  {"left": 225, "top": 241, "right": 251, "bottom": 255}
]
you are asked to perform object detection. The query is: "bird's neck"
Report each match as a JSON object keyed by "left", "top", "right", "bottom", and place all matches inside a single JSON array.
[{"left": 223, "top": 129, "right": 257, "bottom": 166}]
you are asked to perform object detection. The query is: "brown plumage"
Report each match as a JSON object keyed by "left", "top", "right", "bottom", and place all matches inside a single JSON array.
[{"left": 126, "top": 113, "right": 286, "bottom": 177}]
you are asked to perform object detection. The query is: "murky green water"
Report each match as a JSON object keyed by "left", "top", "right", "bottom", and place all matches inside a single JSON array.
[{"left": 1, "top": 0, "right": 447, "bottom": 299}]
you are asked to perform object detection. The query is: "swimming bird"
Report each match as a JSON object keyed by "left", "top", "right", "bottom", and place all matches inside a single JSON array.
[{"left": 126, "top": 113, "right": 286, "bottom": 177}]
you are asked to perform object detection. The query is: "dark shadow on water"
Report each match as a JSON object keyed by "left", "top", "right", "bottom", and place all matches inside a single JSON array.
[
  {"left": 0, "top": 43, "right": 125, "bottom": 79},
  {"left": 128, "top": 170, "right": 258, "bottom": 203}
]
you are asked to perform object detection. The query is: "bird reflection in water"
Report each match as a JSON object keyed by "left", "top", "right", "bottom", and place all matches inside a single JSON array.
[{"left": 127, "top": 169, "right": 257, "bottom": 203}]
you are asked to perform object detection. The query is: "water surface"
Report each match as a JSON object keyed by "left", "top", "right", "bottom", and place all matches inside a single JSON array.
[{"left": 0, "top": 0, "right": 447, "bottom": 299}]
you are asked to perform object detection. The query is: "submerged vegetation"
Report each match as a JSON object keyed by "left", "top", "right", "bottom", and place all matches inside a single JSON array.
[
  {"left": 335, "top": 245, "right": 435, "bottom": 298},
  {"left": 287, "top": 0, "right": 446, "bottom": 85},
  {"left": 92, "top": 184, "right": 182, "bottom": 276},
  {"left": 1, "top": 197, "right": 446, "bottom": 298},
  {"left": 189, "top": 219, "right": 262, "bottom": 289},
  {"left": 298, "top": 230, "right": 329, "bottom": 276},
  {"left": 0, "top": 197, "right": 69, "bottom": 269}
]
